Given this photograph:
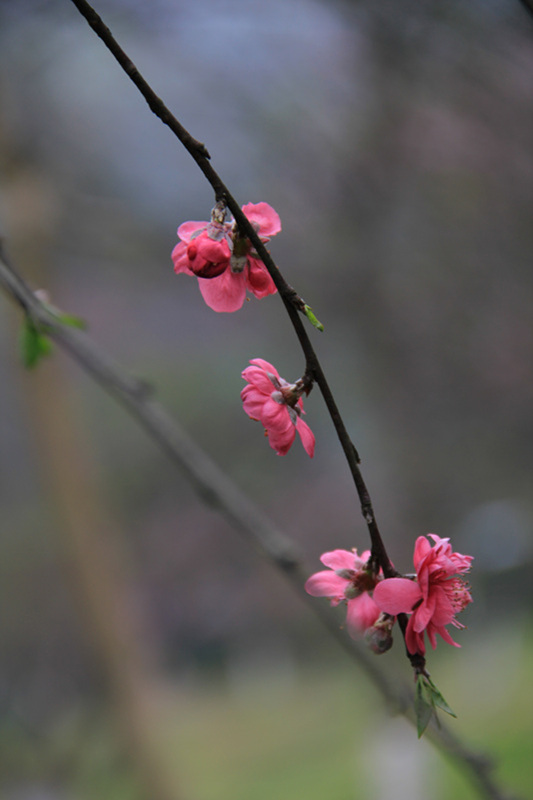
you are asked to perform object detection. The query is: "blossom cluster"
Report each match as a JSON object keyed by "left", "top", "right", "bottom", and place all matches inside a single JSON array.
[
  {"left": 173, "top": 201, "right": 315, "bottom": 457},
  {"left": 172, "top": 201, "right": 473, "bottom": 662},
  {"left": 305, "top": 535, "right": 472, "bottom": 656},
  {"left": 172, "top": 202, "right": 280, "bottom": 313}
]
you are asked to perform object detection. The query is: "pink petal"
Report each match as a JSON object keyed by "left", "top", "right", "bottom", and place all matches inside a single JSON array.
[
  {"left": 198, "top": 269, "right": 246, "bottom": 312},
  {"left": 304, "top": 571, "right": 348, "bottom": 598},
  {"left": 373, "top": 578, "right": 422, "bottom": 615},
  {"left": 189, "top": 233, "right": 231, "bottom": 270},
  {"left": 177, "top": 220, "right": 207, "bottom": 243},
  {"left": 450, "top": 550, "right": 474, "bottom": 573},
  {"left": 431, "top": 623, "right": 460, "bottom": 649},
  {"left": 171, "top": 242, "right": 194, "bottom": 276},
  {"left": 411, "top": 592, "right": 436, "bottom": 632},
  {"left": 260, "top": 398, "right": 295, "bottom": 454},
  {"left": 413, "top": 536, "right": 432, "bottom": 570},
  {"left": 296, "top": 417, "right": 315, "bottom": 458},
  {"left": 405, "top": 618, "right": 425, "bottom": 655},
  {"left": 242, "top": 202, "right": 281, "bottom": 238},
  {"left": 346, "top": 593, "right": 380, "bottom": 635},
  {"left": 268, "top": 425, "right": 296, "bottom": 456},
  {"left": 241, "top": 362, "right": 279, "bottom": 394},
  {"left": 320, "top": 550, "right": 356, "bottom": 571},
  {"left": 426, "top": 623, "right": 438, "bottom": 650},
  {"left": 417, "top": 562, "right": 430, "bottom": 599},
  {"left": 240, "top": 386, "right": 266, "bottom": 421},
  {"left": 428, "top": 586, "right": 455, "bottom": 626},
  {"left": 246, "top": 257, "right": 277, "bottom": 298},
  {"left": 248, "top": 358, "right": 278, "bottom": 374},
  {"left": 427, "top": 534, "right": 450, "bottom": 549},
  {"left": 262, "top": 397, "right": 292, "bottom": 431}
]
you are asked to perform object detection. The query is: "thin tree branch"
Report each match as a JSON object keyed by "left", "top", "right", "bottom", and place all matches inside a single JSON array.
[
  {"left": 66, "top": 0, "right": 395, "bottom": 582},
  {"left": 518, "top": 0, "right": 533, "bottom": 21},
  {"left": 67, "top": 0, "right": 210, "bottom": 161},
  {"left": 0, "top": 247, "right": 519, "bottom": 800},
  {"left": 0, "top": 242, "right": 394, "bottom": 704}
]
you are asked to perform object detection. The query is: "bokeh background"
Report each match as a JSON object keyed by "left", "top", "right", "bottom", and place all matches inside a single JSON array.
[{"left": 1, "top": 1, "right": 532, "bottom": 798}]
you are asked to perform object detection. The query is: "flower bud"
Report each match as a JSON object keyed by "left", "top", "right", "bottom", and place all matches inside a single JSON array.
[
  {"left": 187, "top": 232, "right": 229, "bottom": 278},
  {"left": 365, "top": 613, "right": 395, "bottom": 654}
]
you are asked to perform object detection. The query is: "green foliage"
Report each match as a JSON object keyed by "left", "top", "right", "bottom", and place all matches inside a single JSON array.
[
  {"left": 303, "top": 304, "right": 324, "bottom": 332},
  {"left": 19, "top": 305, "right": 86, "bottom": 369},
  {"left": 20, "top": 317, "right": 53, "bottom": 368},
  {"left": 415, "top": 673, "right": 456, "bottom": 738}
]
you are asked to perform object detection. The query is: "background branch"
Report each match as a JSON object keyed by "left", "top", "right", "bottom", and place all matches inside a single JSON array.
[{"left": 0, "top": 246, "right": 518, "bottom": 800}]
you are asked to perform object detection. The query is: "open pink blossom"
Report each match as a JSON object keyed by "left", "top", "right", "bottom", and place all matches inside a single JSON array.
[
  {"left": 172, "top": 202, "right": 280, "bottom": 312},
  {"left": 241, "top": 358, "right": 315, "bottom": 457},
  {"left": 373, "top": 534, "right": 473, "bottom": 656},
  {"left": 305, "top": 549, "right": 382, "bottom": 636}
]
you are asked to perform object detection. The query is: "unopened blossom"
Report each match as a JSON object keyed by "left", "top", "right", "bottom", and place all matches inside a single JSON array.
[
  {"left": 373, "top": 534, "right": 473, "bottom": 656},
  {"left": 172, "top": 202, "right": 280, "bottom": 312},
  {"left": 241, "top": 358, "right": 315, "bottom": 457},
  {"left": 304, "top": 549, "right": 382, "bottom": 636}
]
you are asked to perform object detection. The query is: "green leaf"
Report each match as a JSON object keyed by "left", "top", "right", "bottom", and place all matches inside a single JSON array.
[
  {"left": 415, "top": 676, "right": 434, "bottom": 738},
  {"left": 303, "top": 304, "right": 324, "bottom": 332},
  {"left": 426, "top": 677, "right": 457, "bottom": 718},
  {"left": 20, "top": 317, "right": 53, "bottom": 369},
  {"left": 414, "top": 675, "right": 457, "bottom": 738}
]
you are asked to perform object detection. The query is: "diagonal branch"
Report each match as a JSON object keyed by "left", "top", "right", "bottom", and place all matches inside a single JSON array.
[
  {"left": 66, "top": 0, "right": 395, "bottom": 581},
  {"left": 0, "top": 246, "right": 518, "bottom": 800},
  {"left": 518, "top": 0, "right": 533, "bottom": 21},
  {"left": 0, "top": 241, "right": 396, "bottom": 704}
]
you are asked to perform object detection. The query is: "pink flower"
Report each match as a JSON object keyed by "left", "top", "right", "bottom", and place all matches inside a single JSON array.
[
  {"left": 241, "top": 358, "right": 315, "bottom": 457},
  {"left": 304, "top": 549, "right": 382, "bottom": 635},
  {"left": 373, "top": 534, "right": 473, "bottom": 656},
  {"left": 172, "top": 202, "right": 280, "bottom": 312}
]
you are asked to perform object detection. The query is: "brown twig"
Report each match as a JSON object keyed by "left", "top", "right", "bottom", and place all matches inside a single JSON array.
[
  {"left": 66, "top": 0, "right": 395, "bottom": 581},
  {"left": 518, "top": 0, "right": 533, "bottom": 21}
]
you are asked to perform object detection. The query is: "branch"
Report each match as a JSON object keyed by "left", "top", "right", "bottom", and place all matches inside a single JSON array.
[
  {"left": 518, "top": 0, "right": 533, "bottom": 21},
  {"left": 0, "top": 247, "right": 518, "bottom": 800},
  {"left": 66, "top": 0, "right": 395, "bottom": 581}
]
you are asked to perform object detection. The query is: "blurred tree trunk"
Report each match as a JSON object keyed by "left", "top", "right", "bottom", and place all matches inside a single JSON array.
[{"left": 3, "top": 148, "right": 181, "bottom": 800}]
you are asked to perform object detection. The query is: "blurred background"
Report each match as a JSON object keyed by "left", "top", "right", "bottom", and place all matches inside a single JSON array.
[{"left": 0, "top": 1, "right": 532, "bottom": 798}]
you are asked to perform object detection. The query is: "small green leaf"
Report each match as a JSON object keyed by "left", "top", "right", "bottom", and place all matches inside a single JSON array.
[
  {"left": 20, "top": 317, "right": 53, "bottom": 369},
  {"left": 303, "top": 304, "right": 324, "bottom": 332},
  {"left": 415, "top": 676, "right": 434, "bottom": 738},
  {"left": 414, "top": 675, "right": 457, "bottom": 738},
  {"left": 426, "top": 677, "right": 457, "bottom": 718}
]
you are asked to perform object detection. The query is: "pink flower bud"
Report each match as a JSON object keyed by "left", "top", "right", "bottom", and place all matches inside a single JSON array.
[
  {"left": 365, "top": 613, "right": 395, "bottom": 654},
  {"left": 172, "top": 202, "right": 281, "bottom": 312},
  {"left": 186, "top": 231, "right": 230, "bottom": 278}
]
